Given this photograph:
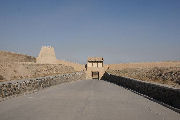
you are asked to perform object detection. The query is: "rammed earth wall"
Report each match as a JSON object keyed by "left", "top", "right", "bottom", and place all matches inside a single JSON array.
[
  {"left": 0, "top": 71, "right": 85, "bottom": 99},
  {"left": 101, "top": 72, "right": 180, "bottom": 110}
]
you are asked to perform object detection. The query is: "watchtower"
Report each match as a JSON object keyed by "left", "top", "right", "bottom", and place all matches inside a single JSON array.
[{"left": 36, "top": 46, "right": 57, "bottom": 64}]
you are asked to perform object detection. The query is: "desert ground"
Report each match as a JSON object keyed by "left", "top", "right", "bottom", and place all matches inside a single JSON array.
[
  {"left": 108, "top": 62, "right": 180, "bottom": 88},
  {"left": 0, "top": 51, "right": 76, "bottom": 81},
  {"left": 0, "top": 50, "right": 180, "bottom": 88}
]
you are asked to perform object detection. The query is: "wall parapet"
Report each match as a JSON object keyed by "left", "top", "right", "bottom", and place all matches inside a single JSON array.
[
  {"left": 101, "top": 72, "right": 180, "bottom": 110},
  {"left": 0, "top": 71, "right": 85, "bottom": 100}
]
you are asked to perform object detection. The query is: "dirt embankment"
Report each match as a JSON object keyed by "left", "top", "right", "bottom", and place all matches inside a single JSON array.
[
  {"left": 57, "top": 59, "right": 85, "bottom": 71},
  {"left": 0, "top": 63, "right": 76, "bottom": 81},
  {"left": 0, "top": 51, "right": 36, "bottom": 62},
  {"left": 0, "top": 51, "right": 76, "bottom": 81},
  {"left": 108, "top": 61, "right": 180, "bottom": 88}
]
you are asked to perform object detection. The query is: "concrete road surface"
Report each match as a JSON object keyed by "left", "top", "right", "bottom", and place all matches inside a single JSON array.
[{"left": 0, "top": 79, "right": 179, "bottom": 120}]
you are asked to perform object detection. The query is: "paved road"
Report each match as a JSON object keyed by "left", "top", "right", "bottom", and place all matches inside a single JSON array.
[{"left": 0, "top": 79, "right": 179, "bottom": 120}]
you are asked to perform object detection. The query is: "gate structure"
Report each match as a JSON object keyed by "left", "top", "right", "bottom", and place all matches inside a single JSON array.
[
  {"left": 86, "top": 57, "right": 106, "bottom": 80},
  {"left": 92, "top": 71, "right": 99, "bottom": 79}
]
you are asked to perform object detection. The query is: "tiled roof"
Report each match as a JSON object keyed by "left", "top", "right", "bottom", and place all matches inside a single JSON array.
[{"left": 88, "top": 57, "right": 103, "bottom": 61}]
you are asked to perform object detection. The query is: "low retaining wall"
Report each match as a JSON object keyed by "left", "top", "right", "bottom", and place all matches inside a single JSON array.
[
  {"left": 0, "top": 71, "right": 85, "bottom": 99},
  {"left": 101, "top": 72, "right": 180, "bottom": 109}
]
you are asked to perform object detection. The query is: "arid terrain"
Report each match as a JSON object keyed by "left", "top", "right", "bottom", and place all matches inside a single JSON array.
[
  {"left": 0, "top": 51, "right": 75, "bottom": 81},
  {"left": 108, "top": 62, "right": 180, "bottom": 88},
  {"left": 0, "top": 51, "right": 36, "bottom": 63},
  {"left": 1, "top": 50, "right": 180, "bottom": 88}
]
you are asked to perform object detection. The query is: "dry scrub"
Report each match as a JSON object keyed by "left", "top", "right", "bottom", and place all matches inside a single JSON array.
[
  {"left": 0, "top": 62, "right": 75, "bottom": 81},
  {"left": 108, "top": 61, "right": 180, "bottom": 88},
  {"left": 0, "top": 51, "right": 36, "bottom": 62},
  {"left": 0, "top": 51, "right": 76, "bottom": 81}
]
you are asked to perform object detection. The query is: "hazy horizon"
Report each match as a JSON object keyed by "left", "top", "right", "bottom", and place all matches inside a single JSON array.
[{"left": 0, "top": 0, "right": 180, "bottom": 64}]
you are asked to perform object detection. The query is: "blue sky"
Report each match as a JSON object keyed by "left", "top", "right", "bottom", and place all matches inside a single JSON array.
[{"left": 0, "top": 0, "right": 180, "bottom": 64}]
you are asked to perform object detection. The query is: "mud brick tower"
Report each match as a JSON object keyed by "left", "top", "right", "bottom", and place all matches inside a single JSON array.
[
  {"left": 86, "top": 57, "right": 106, "bottom": 80},
  {"left": 36, "top": 46, "right": 57, "bottom": 64}
]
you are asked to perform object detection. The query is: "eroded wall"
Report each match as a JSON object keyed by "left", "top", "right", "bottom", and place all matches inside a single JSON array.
[{"left": 36, "top": 46, "right": 57, "bottom": 64}]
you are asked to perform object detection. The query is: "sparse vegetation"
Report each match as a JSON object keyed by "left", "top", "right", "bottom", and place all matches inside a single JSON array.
[
  {"left": 0, "top": 51, "right": 76, "bottom": 81},
  {"left": 107, "top": 61, "right": 180, "bottom": 88},
  {"left": 0, "top": 51, "right": 36, "bottom": 62}
]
